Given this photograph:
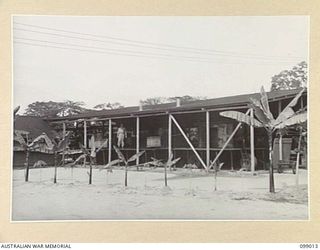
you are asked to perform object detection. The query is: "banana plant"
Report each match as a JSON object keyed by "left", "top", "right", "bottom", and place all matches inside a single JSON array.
[
  {"left": 208, "top": 161, "right": 224, "bottom": 191},
  {"left": 14, "top": 132, "right": 53, "bottom": 182},
  {"left": 113, "top": 146, "right": 145, "bottom": 187},
  {"left": 148, "top": 154, "right": 181, "bottom": 186},
  {"left": 51, "top": 131, "right": 72, "bottom": 184},
  {"left": 73, "top": 135, "right": 108, "bottom": 184},
  {"left": 220, "top": 87, "right": 307, "bottom": 192}
]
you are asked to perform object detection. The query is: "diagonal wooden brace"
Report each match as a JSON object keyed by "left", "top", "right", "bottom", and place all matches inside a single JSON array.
[
  {"left": 209, "top": 109, "right": 250, "bottom": 170},
  {"left": 170, "top": 114, "right": 207, "bottom": 171}
]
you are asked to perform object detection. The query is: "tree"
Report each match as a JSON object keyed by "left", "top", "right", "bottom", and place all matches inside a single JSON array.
[
  {"left": 24, "top": 100, "right": 88, "bottom": 117},
  {"left": 93, "top": 102, "right": 124, "bottom": 110},
  {"left": 140, "top": 97, "right": 167, "bottom": 105},
  {"left": 167, "top": 95, "right": 207, "bottom": 103},
  {"left": 271, "top": 61, "right": 307, "bottom": 91},
  {"left": 220, "top": 87, "right": 307, "bottom": 193},
  {"left": 140, "top": 96, "right": 207, "bottom": 105}
]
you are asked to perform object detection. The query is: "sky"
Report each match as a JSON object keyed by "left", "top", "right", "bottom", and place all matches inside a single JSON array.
[{"left": 13, "top": 16, "right": 309, "bottom": 113}]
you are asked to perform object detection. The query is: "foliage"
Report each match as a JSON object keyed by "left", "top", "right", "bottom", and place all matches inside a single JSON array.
[
  {"left": 271, "top": 61, "right": 307, "bottom": 91},
  {"left": 24, "top": 100, "right": 88, "bottom": 117},
  {"left": 220, "top": 86, "right": 307, "bottom": 193},
  {"left": 93, "top": 102, "right": 124, "bottom": 110},
  {"left": 13, "top": 131, "right": 53, "bottom": 182},
  {"left": 111, "top": 146, "right": 145, "bottom": 186},
  {"left": 140, "top": 95, "right": 206, "bottom": 105},
  {"left": 73, "top": 136, "right": 108, "bottom": 184}
]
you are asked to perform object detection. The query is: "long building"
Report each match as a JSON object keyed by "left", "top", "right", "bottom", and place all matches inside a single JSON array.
[{"left": 42, "top": 88, "right": 307, "bottom": 171}]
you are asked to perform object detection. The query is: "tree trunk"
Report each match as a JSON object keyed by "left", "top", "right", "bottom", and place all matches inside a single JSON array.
[
  {"left": 53, "top": 152, "right": 57, "bottom": 184},
  {"left": 89, "top": 157, "right": 93, "bottom": 185},
  {"left": 295, "top": 127, "right": 303, "bottom": 188},
  {"left": 25, "top": 149, "right": 30, "bottom": 182},
  {"left": 268, "top": 131, "right": 275, "bottom": 193},
  {"left": 164, "top": 163, "right": 168, "bottom": 187},
  {"left": 125, "top": 164, "right": 128, "bottom": 187}
]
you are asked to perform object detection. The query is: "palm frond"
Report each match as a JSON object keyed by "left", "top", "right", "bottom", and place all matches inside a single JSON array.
[
  {"left": 127, "top": 151, "right": 145, "bottom": 163},
  {"left": 100, "top": 159, "right": 122, "bottom": 170},
  {"left": 249, "top": 98, "right": 270, "bottom": 124},
  {"left": 275, "top": 88, "right": 305, "bottom": 125},
  {"left": 167, "top": 152, "right": 174, "bottom": 165},
  {"left": 113, "top": 145, "right": 126, "bottom": 163},
  {"left": 79, "top": 143, "right": 90, "bottom": 155},
  {"left": 275, "top": 112, "right": 307, "bottom": 130},
  {"left": 90, "top": 135, "right": 96, "bottom": 157},
  {"left": 260, "top": 86, "right": 275, "bottom": 122},
  {"left": 13, "top": 131, "right": 27, "bottom": 147},
  {"left": 220, "top": 111, "right": 263, "bottom": 127},
  {"left": 72, "top": 154, "right": 86, "bottom": 165},
  {"left": 167, "top": 157, "right": 181, "bottom": 167},
  {"left": 28, "top": 133, "right": 54, "bottom": 150},
  {"left": 56, "top": 132, "right": 71, "bottom": 152},
  {"left": 33, "top": 160, "right": 47, "bottom": 168}
]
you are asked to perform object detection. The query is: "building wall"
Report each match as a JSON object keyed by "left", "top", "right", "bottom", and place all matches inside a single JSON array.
[{"left": 13, "top": 151, "right": 58, "bottom": 168}]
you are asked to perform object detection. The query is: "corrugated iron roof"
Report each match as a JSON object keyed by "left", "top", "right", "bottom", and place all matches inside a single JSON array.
[
  {"left": 48, "top": 88, "right": 306, "bottom": 122},
  {"left": 14, "top": 116, "right": 58, "bottom": 139}
]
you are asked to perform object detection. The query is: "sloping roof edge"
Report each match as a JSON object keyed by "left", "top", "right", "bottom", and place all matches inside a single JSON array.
[{"left": 47, "top": 88, "right": 307, "bottom": 122}]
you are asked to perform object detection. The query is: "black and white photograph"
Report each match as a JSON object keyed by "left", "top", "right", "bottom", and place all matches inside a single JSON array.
[{"left": 12, "top": 15, "right": 309, "bottom": 221}]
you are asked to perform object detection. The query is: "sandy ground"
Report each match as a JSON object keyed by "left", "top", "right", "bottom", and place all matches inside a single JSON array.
[{"left": 11, "top": 167, "right": 308, "bottom": 221}]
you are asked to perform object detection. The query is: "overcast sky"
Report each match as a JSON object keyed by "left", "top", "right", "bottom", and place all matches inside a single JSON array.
[{"left": 13, "top": 16, "right": 309, "bottom": 113}]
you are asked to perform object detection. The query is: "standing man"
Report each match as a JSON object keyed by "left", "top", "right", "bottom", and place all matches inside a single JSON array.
[{"left": 117, "top": 124, "right": 127, "bottom": 148}]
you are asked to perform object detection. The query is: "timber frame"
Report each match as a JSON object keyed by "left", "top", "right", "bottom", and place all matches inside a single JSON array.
[{"left": 47, "top": 88, "right": 308, "bottom": 171}]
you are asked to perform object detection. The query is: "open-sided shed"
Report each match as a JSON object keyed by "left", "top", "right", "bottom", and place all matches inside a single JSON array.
[{"left": 47, "top": 88, "right": 307, "bottom": 171}]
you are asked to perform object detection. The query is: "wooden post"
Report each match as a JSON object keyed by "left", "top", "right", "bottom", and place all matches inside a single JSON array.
[
  {"left": 206, "top": 111, "right": 210, "bottom": 168},
  {"left": 250, "top": 108, "right": 255, "bottom": 172},
  {"left": 83, "top": 120, "right": 87, "bottom": 148},
  {"left": 168, "top": 114, "right": 172, "bottom": 159},
  {"left": 296, "top": 126, "right": 303, "bottom": 188},
  {"left": 136, "top": 116, "right": 140, "bottom": 165},
  {"left": 108, "top": 119, "right": 112, "bottom": 164},
  {"left": 278, "top": 100, "right": 283, "bottom": 161},
  {"left": 62, "top": 122, "right": 66, "bottom": 167},
  {"left": 230, "top": 150, "right": 234, "bottom": 171},
  {"left": 210, "top": 109, "right": 250, "bottom": 169},
  {"left": 170, "top": 114, "right": 207, "bottom": 170}
]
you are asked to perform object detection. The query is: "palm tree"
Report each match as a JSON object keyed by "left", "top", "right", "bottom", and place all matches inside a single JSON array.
[{"left": 220, "top": 87, "right": 307, "bottom": 192}]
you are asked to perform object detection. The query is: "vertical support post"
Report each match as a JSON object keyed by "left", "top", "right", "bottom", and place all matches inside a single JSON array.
[
  {"left": 230, "top": 151, "right": 234, "bottom": 171},
  {"left": 83, "top": 120, "right": 87, "bottom": 148},
  {"left": 278, "top": 100, "right": 283, "bottom": 161},
  {"left": 250, "top": 108, "right": 255, "bottom": 172},
  {"left": 62, "top": 122, "right": 66, "bottom": 167},
  {"left": 168, "top": 114, "right": 172, "bottom": 169},
  {"left": 136, "top": 116, "right": 140, "bottom": 165},
  {"left": 108, "top": 119, "right": 112, "bottom": 164},
  {"left": 206, "top": 111, "right": 210, "bottom": 168}
]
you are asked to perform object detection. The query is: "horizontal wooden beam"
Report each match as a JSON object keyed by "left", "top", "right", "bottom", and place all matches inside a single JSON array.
[{"left": 49, "top": 105, "right": 248, "bottom": 124}]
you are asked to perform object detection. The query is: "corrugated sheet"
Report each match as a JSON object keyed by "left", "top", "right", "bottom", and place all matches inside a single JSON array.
[{"left": 14, "top": 116, "right": 58, "bottom": 140}]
